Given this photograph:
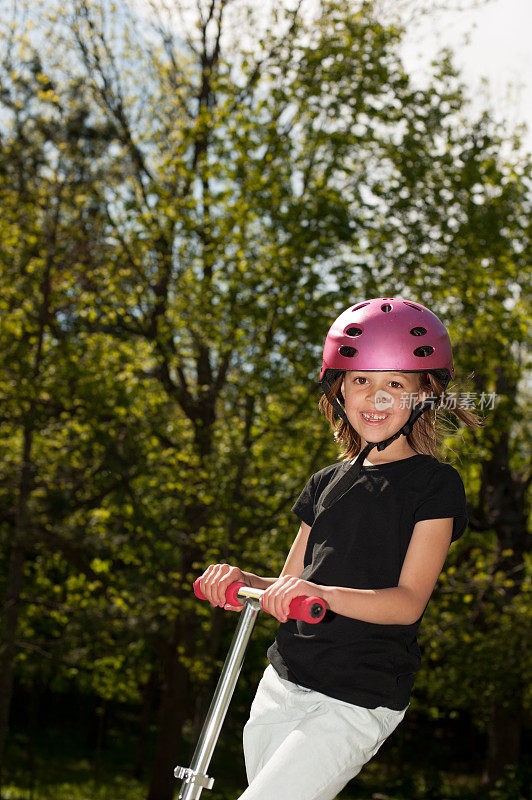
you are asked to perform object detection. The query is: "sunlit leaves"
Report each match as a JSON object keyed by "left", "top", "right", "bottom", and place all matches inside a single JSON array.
[{"left": 1, "top": 3, "right": 529, "bottom": 790}]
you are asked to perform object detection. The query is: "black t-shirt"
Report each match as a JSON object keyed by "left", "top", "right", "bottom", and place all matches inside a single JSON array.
[{"left": 267, "top": 453, "right": 468, "bottom": 710}]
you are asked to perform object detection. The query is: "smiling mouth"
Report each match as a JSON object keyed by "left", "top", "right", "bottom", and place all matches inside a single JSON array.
[{"left": 360, "top": 412, "right": 389, "bottom": 422}]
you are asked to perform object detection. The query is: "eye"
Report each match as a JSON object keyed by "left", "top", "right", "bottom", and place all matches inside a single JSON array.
[
  {"left": 390, "top": 381, "right": 403, "bottom": 388},
  {"left": 353, "top": 377, "right": 367, "bottom": 385}
]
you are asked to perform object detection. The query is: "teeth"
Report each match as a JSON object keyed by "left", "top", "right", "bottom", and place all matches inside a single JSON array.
[{"left": 362, "top": 412, "right": 387, "bottom": 421}]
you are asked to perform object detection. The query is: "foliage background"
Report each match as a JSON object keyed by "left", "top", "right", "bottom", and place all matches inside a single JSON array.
[{"left": 0, "top": 1, "right": 530, "bottom": 799}]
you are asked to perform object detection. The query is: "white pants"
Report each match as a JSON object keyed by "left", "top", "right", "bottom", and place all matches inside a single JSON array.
[{"left": 239, "top": 664, "right": 407, "bottom": 800}]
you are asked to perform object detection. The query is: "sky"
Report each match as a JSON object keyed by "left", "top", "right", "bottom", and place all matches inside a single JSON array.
[
  {"left": 133, "top": 0, "right": 532, "bottom": 153},
  {"left": 400, "top": 0, "right": 532, "bottom": 153}
]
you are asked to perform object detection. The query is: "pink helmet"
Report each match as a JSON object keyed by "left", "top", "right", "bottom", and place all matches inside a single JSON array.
[{"left": 320, "top": 297, "right": 454, "bottom": 387}]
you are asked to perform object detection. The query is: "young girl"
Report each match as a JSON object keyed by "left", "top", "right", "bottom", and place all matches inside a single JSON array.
[{"left": 198, "top": 297, "right": 482, "bottom": 800}]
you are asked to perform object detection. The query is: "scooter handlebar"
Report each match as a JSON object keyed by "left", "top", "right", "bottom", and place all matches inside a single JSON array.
[{"left": 193, "top": 579, "right": 326, "bottom": 624}]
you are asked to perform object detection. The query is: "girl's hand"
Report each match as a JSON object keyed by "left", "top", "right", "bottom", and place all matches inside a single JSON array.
[
  {"left": 260, "top": 575, "right": 323, "bottom": 623},
  {"left": 197, "top": 563, "right": 248, "bottom": 611}
]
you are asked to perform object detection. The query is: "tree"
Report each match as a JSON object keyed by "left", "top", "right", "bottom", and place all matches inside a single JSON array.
[
  {"left": 0, "top": 25, "right": 149, "bottom": 789},
  {"left": 52, "top": 2, "right": 433, "bottom": 796},
  {"left": 366, "top": 89, "right": 531, "bottom": 785},
  {"left": 0, "top": 2, "right": 529, "bottom": 799}
]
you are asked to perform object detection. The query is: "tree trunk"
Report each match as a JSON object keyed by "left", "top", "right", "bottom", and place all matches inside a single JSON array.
[
  {"left": 134, "top": 673, "right": 156, "bottom": 780},
  {"left": 0, "top": 423, "right": 34, "bottom": 798},
  {"left": 93, "top": 700, "right": 107, "bottom": 787},
  {"left": 482, "top": 699, "right": 523, "bottom": 786},
  {"left": 147, "top": 627, "right": 191, "bottom": 800},
  {"left": 476, "top": 368, "right": 529, "bottom": 786},
  {"left": 28, "top": 686, "right": 39, "bottom": 800},
  {"left": 191, "top": 606, "right": 227, "bottom": 746}
]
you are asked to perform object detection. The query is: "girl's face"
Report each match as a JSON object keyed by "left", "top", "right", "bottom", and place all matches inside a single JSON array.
[{"left": 341, "top": 371, "right": 427, "bottom": 444}]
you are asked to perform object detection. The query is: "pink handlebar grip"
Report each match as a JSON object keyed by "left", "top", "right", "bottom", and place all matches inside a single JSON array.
[
  {"left": 225, "top": 582, "right": 247, "bottom": 608},
  {"left": 280, "top": 595, "right": 326, "bottom": 624},
  {"left": 193, "top": 578, "right": 245, "bottom": 605},
  {"left": 193, "top": 579, "right": 325, "bottom": 623}
]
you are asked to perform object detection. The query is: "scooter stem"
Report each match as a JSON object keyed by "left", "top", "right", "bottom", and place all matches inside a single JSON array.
[{"left": 175, "top": 597, "right": 261, "bottom": 800}]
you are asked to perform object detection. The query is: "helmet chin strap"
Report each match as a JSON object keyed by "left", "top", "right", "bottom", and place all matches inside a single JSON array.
[
  {"left": 319, "top": 377, "right": 440, "bottom": 510},
  {"left": 320, "top": 376, "right": 438, "bottom": 443},
  {"left": 354, "top": 394, "right": 439, "bottom": 463},
  {"left": 320, "top": 374, "right": 351, "bottom": 427}
]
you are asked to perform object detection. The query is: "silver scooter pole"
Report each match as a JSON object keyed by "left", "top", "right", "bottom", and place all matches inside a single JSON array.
[{"left": 174, "top": 582, "right": 326, "bottom": 800}]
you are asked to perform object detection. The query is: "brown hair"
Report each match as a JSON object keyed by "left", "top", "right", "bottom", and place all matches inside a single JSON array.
[{"left": 318, "top": 371, "right": 485, "bottom": 462}]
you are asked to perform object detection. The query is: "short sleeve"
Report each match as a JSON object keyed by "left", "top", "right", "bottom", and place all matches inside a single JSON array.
[
  {"left": 413, "top": 464, "right": 468, "bottom": 543},
  {"left": 291, "top": 473, "right": 320, "bottom": 527}
]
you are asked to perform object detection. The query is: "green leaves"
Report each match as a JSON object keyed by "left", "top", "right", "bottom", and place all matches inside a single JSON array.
[
  {"left": 417, "top": 533, "right": 532, "bottom": 730},
  {"left": 0, "top": 1, "right": 529, "bottom": 793}
]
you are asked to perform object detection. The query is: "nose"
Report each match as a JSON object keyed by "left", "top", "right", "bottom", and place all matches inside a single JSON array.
[{"left": 364, "top": 388, "right": 377, "bottom": 407}]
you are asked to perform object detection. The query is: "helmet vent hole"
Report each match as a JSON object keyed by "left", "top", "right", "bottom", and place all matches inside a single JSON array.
[
  {"left": 404, "top": 302, "right": 423, "bottom": 311},
  {"left": 345, "top": 327, "right": 362, "bottom": 337},
  {"left": 381, "top": 304, "right": 392, "bottom": 312},
  {"left": 413, "top": 345, "right": 434, "bottom": 358},
  {"left": 410, "top": 326, "right": 428, "bottom": 336},
  {"left": 351, "top": 302, "right": 369, "bottom": 312},
  {"left": 339, "top": 346, "right": 358, "bottom": 358}
]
